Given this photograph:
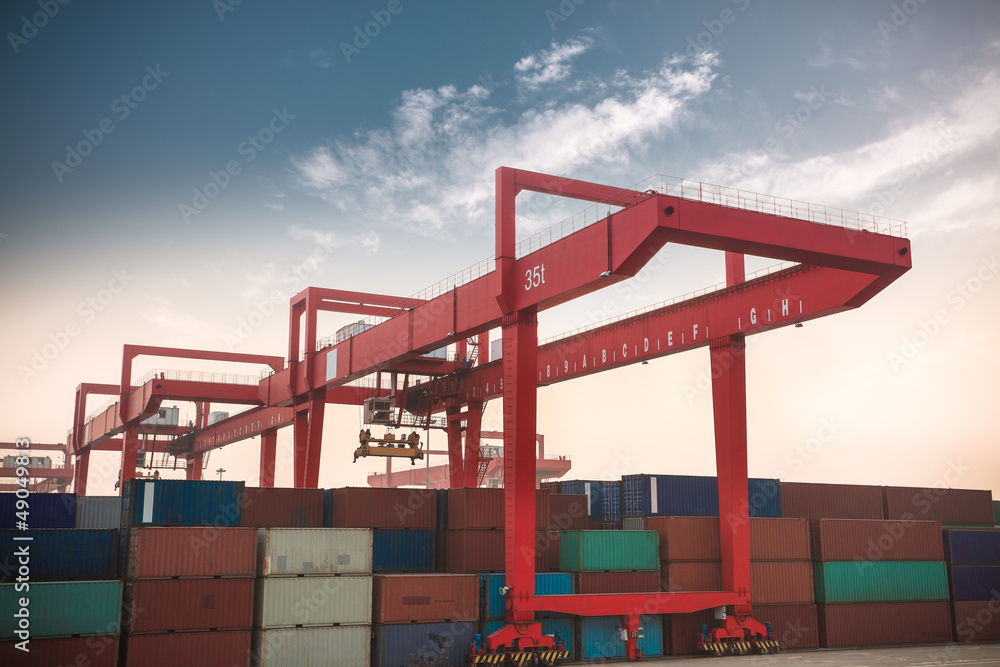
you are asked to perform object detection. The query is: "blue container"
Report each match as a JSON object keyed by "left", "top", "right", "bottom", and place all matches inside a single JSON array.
[
  {"left": 0, "top": 529, "right": 117, "bottom": 582},
  {"left": 559, "top": 480, "right": 602, "bottom": 517},
  {"left": 479, "top": 572, "right": 574, "bottom": 619},
  {"left": 121, "top": 479, "right": 244, "bottom": 527},
  {"left": 481, "top": 618, "right": 576, "bottom": 660},
  {"left": 600, "top": 481, "right": 621, "bottom": 522},
  {"left": 373, "top": 529, "right": 434, "bottom": 571},
  {"left": 747, "top": 478, "right": 781, "bottom": 518},
  {"left": 323, "top": 488, "right": 334, "bottom": 527},
  {"left": 621, "top": 475, "right": 780, "bottom": 518},
  {"left": 950, "top": 565, "right": 1000, "bottom": 601},
  {"left": 580, "top": 614, "right": 663, "bottom": 660},
  {"left": 944, "top": 529, "right": 1000, "bottom": 564},
  {"left": 374, "top": 621, "right": 476, "bottom": 667},
  {"left": 0, "top": 493, "right": 76, "bottom": 529}
]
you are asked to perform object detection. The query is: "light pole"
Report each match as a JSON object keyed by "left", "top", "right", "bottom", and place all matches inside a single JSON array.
[{"left": 216, "top": 467, "right": 226, "bottom": 480}]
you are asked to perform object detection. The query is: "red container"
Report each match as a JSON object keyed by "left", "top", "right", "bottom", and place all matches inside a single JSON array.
[
  {"left": 239, "top": 487, "right": 324, "bottom": 528},
  {"left": 446, "top": 530, "right": 505, "bottom": 572},
  {"left": 751, "top": 562, "right": 814, "bottom": 604},
  {"left": 780, "top": 482, "right": 883, "bottom": 520},
  {"left": 540, "top": 481, "right": 561, "bottom": 493},
  {"left": 124, "top": 578, "right": 254, "bottom": 633},
  {"left": 811, "top": 519, "right": 945, "bottom": 561},
  {"left": 954, "top": 601, "right": 1000, "bottom": 641},
  {"left": 646, "top": 517, "right": 810, "bottom": 562},
  {"left": 883, "top": 486, "right": 994, "bottom": 526},
  {"left": 750, "top": 518, "right": 811, "bottom": 561},
  {"left": 0, "top": 636, "right": 119, "bottom": 666},
  {"left": 373, "top": 574, "right": 479, "bottom": 623},
  {"left": 662, "top": 561, "right": 722, "bottom": 592},
  {"left": 817, "top": 602, "right": 952, "bottom": 647},
  {"left": 536, "top": 530, "right": 560, "bottom": 572},
  {"left": 578, "top": 571, "right": 661, "bottom": 594},
  {"left": 127, "top": 527, "right": 257, "bottom": 579},
  {"left": 121, "top": 630, "right": 251, "bottom": 667},
  {"left": 330, "top": 487, "right": 436, "bottom": 529},
  {"left": 447, "top": 488, "right": 550, "bottom": 530},
  {"left": 669, "top": 605, "right": 819, "bottom": 655},
  {"left": 549, "top": 494, "right": 589, "bottom": 530}
]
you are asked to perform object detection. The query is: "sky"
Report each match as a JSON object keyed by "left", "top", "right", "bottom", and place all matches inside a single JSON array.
[{"left": 1, "top": 1, "right": 998, "bottom": 499}]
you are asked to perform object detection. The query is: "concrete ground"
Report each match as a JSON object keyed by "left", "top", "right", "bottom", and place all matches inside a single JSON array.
[{"left": 611, "top": 643, "right": 1000, "bottom": 666}]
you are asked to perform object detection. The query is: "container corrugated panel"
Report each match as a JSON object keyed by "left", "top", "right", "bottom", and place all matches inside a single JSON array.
[
  {"left": 994, "top": 501, "right": 1000, "bottom": 526},
  {"left": 253, "top": 575, "right": 372, "bottom": 628},
  {"left": 811, "top": 519, "right": 945, "bottom": 561},
  {"left": 662, "top": 561, "right": 722, "bottom": 592},
  {"left": 125, "top": 578, "right": 253, "bottom": 633},
  {"left": 373, "top": 574, "right": 478, "bottom": 623},
  {"left": 577, "top": 571, "right": 660, "bottom": 594},
  {"left": 0, "top": 581, "right": 121, "bottom": 640},
  {"left": 121, "top": 629, "right": 251, "bottom": 667},
  {"left": 813, "top": 561, "right": 949, "bottom": 603},
  {"left": 559, "top": 530, "right": 658, "bottom": 572},
  {"left": 943, "top": 528, "right": 1000, "bottom": 564},
  {"left": 748, "top": 478, "right": 782, "bottom": 518},
  {"left": 121, "top": 479, "right": 244, "bottom": 527},
  {"left": 446, "top": 488, "right": 550, "bottom": 530},
  {"left": 330, "top": 487, "right": 436, "bottom": 529},
  {"left": 258, "top": 528, "right": 372, "bottom": 576},
  {"left": 954, "top": 600, "right": 1000, "bottom": 641},
  {"left": 251, "top": 625, "right": 370, "bottom": 667},
  {"left": 559, "top": 480, "right": 602, "bottom": 517},
  {"left": 882, "top": 485, "right": 994, "bottom": 526},
  {"left": 0, "top": 492, "right": 75, "bottom": 529},
  {"left": 621, "top": 475, "right": 780, "bottom": 518},
  {"left": 480, "top": 618, "right": 576, "bottom": 660},
  {"left": 76, "top": 496, "right": 122, "bottom": 529},
  {"left": 780, "top": 482, "right": 883, "bottom": 520},
  {"left": 373, "top": 529, "right": 433, "bottom": 571},
  {"left": 127, "top": 526, "right": 257, "bottom": 579},
  {"left": 600, "top": 481, "right": 621, "bottom": 521},
  {"left": 669, "top": 606, "right": 819, "bottom": 655},
  {"left": 240, "top": 487, "right": 324, "bottom": 528},
  {"left": 817, "top": 601, "right": 952, "bottom": 647},
  {"left": 322, "top": 489, "right": 333, "bottom": 527},
  {"left": 950, "top": 565, "right": 1000, "bottom": 601},
  {"left": 445, "top": 529, "right": 504, "bottom": 572},
  {"left": 548, "top": 493, "right": 589, "bottom": 530},
  {"left": 480, "top": 573, "right": 574, "bottom": 619},
  {"left": 623, "top": 517, "right": 644, "bottom": 530},
  {"left": 751, "top": 561, "right": 814, "bottom": 604},
  {"left": 373, "top": 621, "right": 476, "bottom": 667},
  {"left": 0, "top": 636, "right": 119, "bottom": 666},
  {"left": 536, "top": 530, "right": 560, "bottom": 572},
  {"left": 580, "top": 615, "right": 663, "bottom": 660},
  {"left": 650, "top": 517, "right": 810, "bottom": 561},
  {"left": 0, "top": 529, "right": 117, "bottom": 581},
  {"left": 750, "top": 518, "right": 811, "bottom": 561}
]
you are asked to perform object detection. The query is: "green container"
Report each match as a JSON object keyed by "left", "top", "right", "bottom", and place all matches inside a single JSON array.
[
  {"left": 993, "top": 501, "right": 999, "bottom": 526},
  {"left": 813, "top": 561, "right": 948, "bottom": 603},
  {"left": 559, "top": 530, "right": 658, "bottom": 572},
  {"left": 0, "top": 581, "right": 122, "bottom": 640}
]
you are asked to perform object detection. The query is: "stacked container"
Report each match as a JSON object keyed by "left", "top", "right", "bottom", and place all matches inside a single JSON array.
[
  {"left": 254, "top": 528, "right": 373, "bottom": 666},
  {"left": 779, "top": 482, "right": 883, "bottom": 520},
  {"left": 882, "top": 486, "right": 994, "bottom": 527},
  {"left": 240, "top": 487, "right": 325, "bottom": 528},
  {"left": 443, "top": 488, "right": 552, "bottom": 572},
  {"left": 811, "top": 518, "right": 951, "bottom": 647},
  {"left": 75, "top": 495, "right": 122, "bottom": 529},
  {"left": 622, "top": 475, "right": 780, "bottom": 519},
  {"left": 558, "top": 480, "right": 603, "bottom": 518},
  {"left": 0, "top": 492, "right": 76, "bottom": 528},
  {"left": 943, "top": 528, "right": 1000, "bottom": 642},
  {"left": 599, "top": 480, "right": 621, "bottom": 526},
  {"left": 993, "top": 501, "right": 999, "bottom": 526}
]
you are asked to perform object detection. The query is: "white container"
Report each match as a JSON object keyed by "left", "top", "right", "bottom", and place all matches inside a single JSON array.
[
  {"left": 253, "top": 576, "right": 372, "bottom": 628},
  {"left": 257, "top": 528, "right": 373, "bottom": 576},
  {"left": 251, "top": 625, "right": 371, "bottom": 667},
  {"left": 75, "top": 495, "right": 123, "bottom": 529}
]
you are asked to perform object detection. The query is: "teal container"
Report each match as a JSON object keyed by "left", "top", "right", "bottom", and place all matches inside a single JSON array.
[
  {"left": 580, "top": 615, "right": 663, "bottom": 659},
  {"left": 559, "top": 530, "right": 658, "bottom": 572},
  {"left": 0, "top": 580, "right": 122, "bottom": 639},
  {"left": 993, "top": 500, "right": 1000, "bottom": 526},
  {"left": 479, "top": 573, "right": 574, "bottom": 619},
  {"left": 812, "top": 561, "right": 949, "bottom": 603}
]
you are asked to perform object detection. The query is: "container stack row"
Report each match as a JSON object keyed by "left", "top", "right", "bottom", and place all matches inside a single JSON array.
[{"left": 943, "top": 527, "right": 1000, "bottom": 643}]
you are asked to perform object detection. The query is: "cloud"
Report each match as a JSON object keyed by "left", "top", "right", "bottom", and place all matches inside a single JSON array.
[
  {"left": 514, "top": 37, "right": 593, "bottom": 90},
  {"left": 807, "top": 41, "right": 867, "bottom": 70}
]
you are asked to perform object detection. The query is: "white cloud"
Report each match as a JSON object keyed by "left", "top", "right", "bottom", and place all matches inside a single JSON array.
[
  {"left": 808, "top": 41, "right": 867, "bottom": 70},
  {"left": 514, "top": 37, "right": 593, "bottom": 90}
]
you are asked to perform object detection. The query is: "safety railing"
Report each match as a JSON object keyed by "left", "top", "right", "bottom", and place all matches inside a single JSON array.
[{"left": 132, "top": 369, "right": 260, "bottom": 388}]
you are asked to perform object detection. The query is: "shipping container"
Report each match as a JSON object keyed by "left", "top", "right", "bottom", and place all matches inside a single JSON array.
[
  {"left": 323, "top": 488, "right": 333, "bottom": 527},
  {"left": 994, "top": 500, "right": 1000, "bottom": 526},
  {"left": 622, "top": 475, "right": 780, "bottom": 518},
  {"left": 373, "top": 529, "right": 433, "bottom": 571},
  {"left": 943, "top": 528, "right": 1000, "bottom": 564},
  {"left": 548, "top": 493, "right": 589, "bottom": 530},
  {"left": 0, "top": 492, "right": 75, "bottom": 529},
  {"left": 251, "top": 625, "right": 370, "bottom": 667},
  {"left": 539, "top": 481, "right": 561, "bottom": 493},
  {"left": 950, "top": 566, "right": 1000, "bottom": 601},
  {"left": 662, "top": 561, "right": 722, "bottom": 592},
  {"left": 0, "top": 636, "right": 119, "bottom": 666},
  {"left": 751, "top": 561, "right": 814, "bottom": 604},
  {"left": 124, "top": 578, "right": 254, "bottom": 634},
  {"left": 446, "top": 488, "right": 550, "bottom": 530},
  {"left": 559, "top": 530, "right": 658, "bottom": 572},
  {"left": 373, "top": 621, "right": 476, "bottom": 667},
  {"left": 536, "top": 530, "right": 561, "bottom": 572},
  {"left": 253, "top": 575, "right": 372, "bottom": 628},
  {"left": 623, "top": 517, "right": 644, "bottom": 530},
  {"left": 954, "top": 600, "right": 1000, "bottom": 642},
  {"left": 817, "top": 601, "right": 952, "bottom": 647},
  {"left": 0, "top": 580, "right": 121, "bottom": 640},
  {"left": 750, "top": 518, "right": 811, "bottom": 561},
  {"left": 811, "top": 519, "right": 945, "bottom": 562},
  {"left": 813, "top": 561, "right": 949, "bottom": 603},
  {"left": 240, "top": 487, "right": 324, "bottom": 528},
  {"left": 480, "top": 618, "right": 577, "bottom": 660},
  {"left": 668, "top": 605, "right": 820, "bottom": 655},
  {"left": 445, "top": 529, "right": 504, "bottom": 572},
  {"left": 373, "top": 574, "right": 478, "bottom": 623},
  {"left": 559, "top": 480, "right": 602, "bottom": 517},
  {"left": 0, "top": 529, "right": 117, "bottom": 581},
  {"left": 882, "top": 485, "right": 994, "bottom": 526},
  {"left": 580, "top": 614, "right": 663, "bottom": 660},
  {"left": 780, "top": 482, "right": 883, "bottom": 520},
  {"left": 121, "top": 479, "right": 244, "bottom": 527},
  {"left": 120, "top": 629, "right": 251, "bottom": 667},
  {"left": 76, "top": 495, "right": 122, "bottom": 529},
  {"left": 577, "top": 571, "right": 661, "bottom": 594},
  {"left": 600, "top": 480, "right": 621, "bottom": 521},
  {"left": 329, "top": 487, "right": 436, "bottom": 529},
  {"left": 126, "top": 526, "right": 257, "bottom": 579},
  {"left": 257, "top": 528, "right": 372, "bottom": 576},
  {"left": 480, "top": 573, "right": 574, "bottom": 619},
  {"left": 647, "top": 516, "right": 810, "bottom": 562}
]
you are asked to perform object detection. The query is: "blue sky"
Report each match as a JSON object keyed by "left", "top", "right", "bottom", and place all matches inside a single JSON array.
[{"left": 1, "top": 1, "right": 998, "bottom": 497}]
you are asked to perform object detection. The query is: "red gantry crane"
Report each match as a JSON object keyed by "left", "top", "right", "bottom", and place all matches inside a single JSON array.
[{"left": 66, "top": 167, "right": 909, "bottom": 662}]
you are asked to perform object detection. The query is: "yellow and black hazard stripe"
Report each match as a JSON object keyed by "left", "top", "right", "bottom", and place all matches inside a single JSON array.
[{"left": 471, "top": 650, "right": 570, "bottom": 664}]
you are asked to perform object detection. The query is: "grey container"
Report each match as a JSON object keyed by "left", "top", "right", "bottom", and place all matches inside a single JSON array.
[
  {"left": 75, "top": 496, "right": 123, "bottom": 529},
  {"left": 251, "top": 625, "right": 371, "bottom": 667},
  {"left": 257, "top": 528, "right": 373, "bottom": 576},
  {"left": 253, "top": 576, "right": 372, "bottom": 628}
]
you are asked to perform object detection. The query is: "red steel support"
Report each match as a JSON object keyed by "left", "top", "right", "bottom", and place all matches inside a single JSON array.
[
  {"left": 463, "top": 401, "right": 483, "bottom": 488},
  {"left": 186, "top": 454, "right": 203, "bottom": 480},
  {"left": 293, "top": 393, "right": 326, "bottom": 488},
  {"left": 259, "top": 429, "right": 277, "bottom": 487},
  {"left": 120, "top": 426, "right": 140, "bottom": 494},
  {"left": 446, "top": 407, "right": 465, "bottom": 488},
  {"left": 73, "top": 450, "right": 90, "bottom": 495}
]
